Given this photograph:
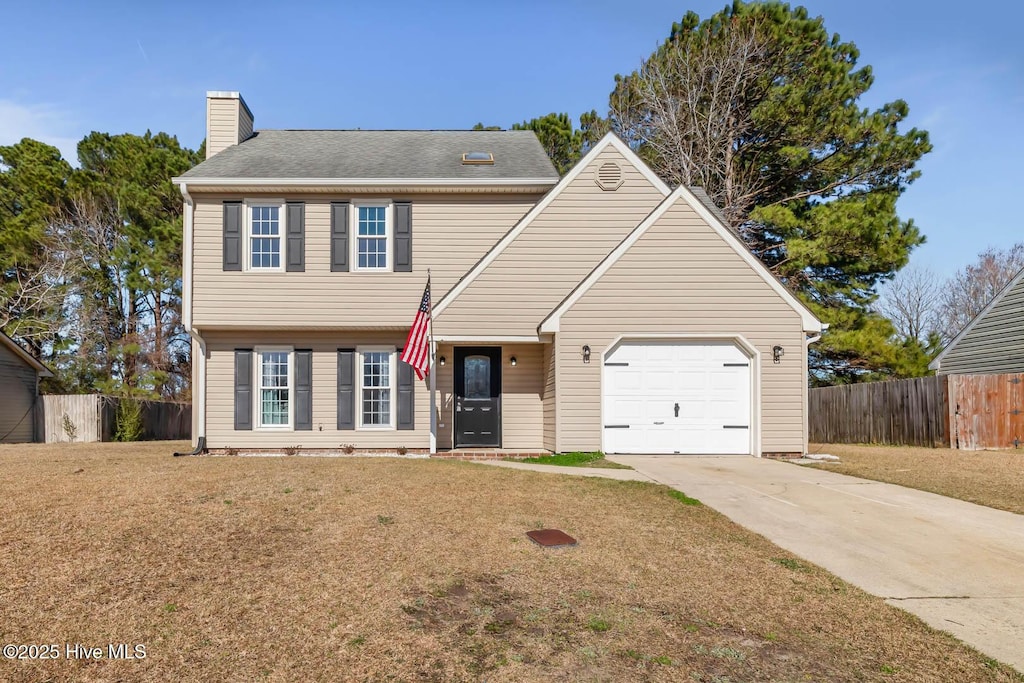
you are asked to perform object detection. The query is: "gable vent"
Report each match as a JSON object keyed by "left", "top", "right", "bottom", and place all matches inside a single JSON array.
[{"left": 595, "top": 162, "right": 623, "bottom": 191}]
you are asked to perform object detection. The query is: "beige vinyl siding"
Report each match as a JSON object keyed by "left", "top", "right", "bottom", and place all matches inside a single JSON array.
[
  {"left": 204, "top": 330, "right": 430, "bottom": 449},
  {"left": 542, "top": 341, "right": 556, "bottom": 451},
  {"left": 435, "top": 147, "right": 667, "bottom": 337},
  {"left": 191, "top": 194, "right": 537, "bottom": 329},
  {"left": 206, "top": 98, "right": 241, "bottom": 158},
  {"left": 937, "top": 276, "right": 1024, "bottom": 374},
  {"left": 237, "top": 109, "right": 253, "bottom": 144},
  {"left": 555, "top": 199, "right": 807, "bottom": 455},
  {"left": 0, "top": 342, "right": 38, "bottom": 443},
  {"left": 433, "top": 343, "right": 545, "bottom": 450}
]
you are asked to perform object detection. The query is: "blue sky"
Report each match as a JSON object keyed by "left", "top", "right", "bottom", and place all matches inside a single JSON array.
[{"left": 1, "top": 0, "right": 1021, "bottom": 280}]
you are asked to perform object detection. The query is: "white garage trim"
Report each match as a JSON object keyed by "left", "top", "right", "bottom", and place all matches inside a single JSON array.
[{"left": 600, "top": 334, "right": 761, "bottom": 457}]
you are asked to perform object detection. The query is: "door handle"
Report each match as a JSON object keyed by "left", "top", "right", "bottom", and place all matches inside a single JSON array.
[
  {"left": 654, "top": 421, "right": 664, "bottom": 425},
  {"left": 674, "top": 403, "right": 680, "bottom": 417}
]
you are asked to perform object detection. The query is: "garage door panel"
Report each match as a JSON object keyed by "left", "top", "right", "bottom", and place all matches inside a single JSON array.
[
  {"left": 605, "top": 398, "right": 644, "bottom": 420},
  {"left": 604, "top": 340, "right": 752, "bottom": 455},
  {"left": 646, "top": 372, "right": 678, "bottom": 391},
  {"left": 608, "top": 368, "right": 643, "bottom": 392},
  {"left": 644, "top": 345, "right": 677, "bottom": 363}
]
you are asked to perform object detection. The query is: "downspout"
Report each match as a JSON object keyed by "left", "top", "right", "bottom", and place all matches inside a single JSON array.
[
  {"left": 802, "top": 325, "right": 826, "bottom": 455},
  {"left": 173, "top": 182, "right": 208, "bottom": 456}
]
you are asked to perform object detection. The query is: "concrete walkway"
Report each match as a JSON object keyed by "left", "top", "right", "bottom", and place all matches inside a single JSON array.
[
  {"left": 605, "top": 455, "right": 1024, "bottom": 673},
  {"left": 471, "top": 458, "right": 653, "bottom": 481}
]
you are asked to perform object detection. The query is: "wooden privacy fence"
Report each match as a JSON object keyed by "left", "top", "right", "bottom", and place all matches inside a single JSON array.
[
  {"left": 809, "top": 375, "right": 949, "bottom": 447},
  {"left": 948, "top": 374, "right": 1024, "bottom": 450},
  {"left": 810, "top": 373, "right": 1024, "bottom": 449},
  {"left": 39, "top": 395, "right": 191, "bottom": 443}
]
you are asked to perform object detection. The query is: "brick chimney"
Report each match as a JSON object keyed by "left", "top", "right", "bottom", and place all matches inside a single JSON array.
[{"left": 205, "top": 91, "right": 254, "bottom": 159}]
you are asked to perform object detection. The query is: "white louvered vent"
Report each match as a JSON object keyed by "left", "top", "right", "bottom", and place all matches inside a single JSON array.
[{"left": 595, "top": 162, "right": 623, "bottom": 191}]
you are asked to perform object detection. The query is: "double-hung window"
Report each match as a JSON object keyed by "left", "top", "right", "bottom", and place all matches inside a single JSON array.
[
  {"left": 359, "top": 348, "right": 394, "bottom": 428},
  {"left": 248, "top": 203, "right": 284, "bottom": 270},
  {"left": 257, "top": 348, "right": 292, "bottom": 428},
  {"left": 354, "top": 203, "right": 390, "bottom": 271}
]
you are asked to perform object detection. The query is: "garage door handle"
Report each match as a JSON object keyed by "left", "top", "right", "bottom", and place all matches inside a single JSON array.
[
  {"left": 723, "top": 425, "right": 749, "bottom": 429},
  {"left": 604, "top": 425, "right": 630, "bottom": 429},
  {"left": 674, "top": 402, "right": 679, "bottom": 417},
  {"left": 653, "top": 421, "right": 664, "bottom": 425}
]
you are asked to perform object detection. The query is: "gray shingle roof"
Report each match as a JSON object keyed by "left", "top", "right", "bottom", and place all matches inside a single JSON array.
[
  {"left": 688, "top": 186, "right": 742, "bottom": 237},
  {"left": 181, "top": 130, "right": 559, "bottom": 181}
]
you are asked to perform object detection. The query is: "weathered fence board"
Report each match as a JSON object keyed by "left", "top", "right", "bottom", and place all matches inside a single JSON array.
[
  {"left": 41, "top": 395, "right": 191, "bottom": 443},
  {"left": 809, "top": 375, "right": 949, "bottom": 447},
  {"left": 811, "top": 373, "right": 1024, "bottom": 449},
  {"left": 948, "top": 374, "right": 1024, "bottom": 450},
  {"left": 42, "top": 395, "right": 102, "bottom": 442}
]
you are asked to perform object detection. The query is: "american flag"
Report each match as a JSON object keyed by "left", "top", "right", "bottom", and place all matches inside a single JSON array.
[{"left": 401, "top": 279, "right": 431, "bottom": 380}]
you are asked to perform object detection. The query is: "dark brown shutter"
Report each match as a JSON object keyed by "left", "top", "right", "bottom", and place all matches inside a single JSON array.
[
  {"left": 286, "top": 202, "right": 305, "bottom": 272},
  {"left": 294, "top": 350, "right": 312, "bottom": 430},
  {"left": 234, "top": 349, "right": 253, "bottom": 430},
  {"left": 397, "top": 349, "right": 414, "bottom": 430},
  {"left": 337, "top": 349, "right": 355, "bottom": 429},
  {"left": 331, "top": 202, "right": 349, "bottom": 272},
  {"left": 393, "top": 201, "right": 412, "bottom": 272},
  {"left": 223, "top": 202, "right": 243, "bottom": 271}
]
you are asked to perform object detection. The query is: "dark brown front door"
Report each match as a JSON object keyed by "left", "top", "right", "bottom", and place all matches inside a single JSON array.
[{"left": 454, "top": 347, "right": 501, "bottom": 447}]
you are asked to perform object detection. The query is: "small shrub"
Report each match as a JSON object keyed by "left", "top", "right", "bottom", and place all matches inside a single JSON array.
[
  {"left": 396, "top": 445, "right": 408, "bottom": 455},
  {"left": 114, "top": 398, "right": 144, "bottom": 442},
  {"left": 224, "top": 447, "right": 239, "bottom": 456},
  {"left": 61, "top": 414, "right": 78, "bottom": 442},
  {"left": 283, "top": 445, "right": 300, "bottom": 456},
  {"left": 340, "top": 443, "right": 356, "bottom": 454}
]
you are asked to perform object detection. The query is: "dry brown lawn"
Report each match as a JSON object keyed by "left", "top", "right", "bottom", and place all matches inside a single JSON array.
[
  {"left": 810, "top": 443, "right": 1024, "bottom": 515},
  {"left": 1, "top": 442, "right": 1020, "bottom": 682}
]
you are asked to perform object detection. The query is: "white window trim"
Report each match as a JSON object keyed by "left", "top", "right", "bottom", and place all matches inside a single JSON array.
[
  {"left": 244, "top": 199, "right": 286, "bottom": 272},
  {"left": 351, "top": 200, "right": 393, "bottom": 272},
  {"left": 254, "top": 346, "right": 294, "bottom": 430},
  {"left": 357, "top": 345, "right": 396, "bottom": 429}
]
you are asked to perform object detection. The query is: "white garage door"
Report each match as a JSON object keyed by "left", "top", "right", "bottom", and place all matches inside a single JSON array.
[{"left": 603, "top": 341, "right": 752, "bottom": 455}]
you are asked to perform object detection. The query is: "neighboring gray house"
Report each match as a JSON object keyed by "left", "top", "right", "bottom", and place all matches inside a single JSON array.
[
  {"left": 0, "top": 331, "right": 53, "bottom": 443},
  {"left": 930, "top": 265, "right": 1024, "bottom": 375}
]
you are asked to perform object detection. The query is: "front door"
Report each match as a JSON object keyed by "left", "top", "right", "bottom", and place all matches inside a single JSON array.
[{"left": 454, "top": 347, "right": 501, "bottom": 447}]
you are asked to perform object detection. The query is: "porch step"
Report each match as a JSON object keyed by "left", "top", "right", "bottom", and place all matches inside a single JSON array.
[{"left": 432, "top": 450, "right": 552, "bottom": 460}]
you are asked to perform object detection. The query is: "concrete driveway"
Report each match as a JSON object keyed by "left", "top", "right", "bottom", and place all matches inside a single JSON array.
[{"left": 607, "top": 455, "right": 1024, "bottom": 673}]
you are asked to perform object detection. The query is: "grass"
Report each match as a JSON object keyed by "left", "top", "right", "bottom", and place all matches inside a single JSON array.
[
  {"left": 808, "top": 443, "right": 1024, "bottom": 515},
  {"left": 0, "top": 441, "right": 1020, "bottom": 682},
  {"left": 510, "top": 451, "right": 632, "bottom": 469}
]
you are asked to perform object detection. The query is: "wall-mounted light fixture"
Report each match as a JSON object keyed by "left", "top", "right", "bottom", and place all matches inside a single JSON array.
[
  {"left": 510, "top": 356, "right": 517, "bottom": 367},
  {"left": 582, "top": 345, "right": 591, "bottom": 364},
  {"left": 772, "top": 345, "right": 784, "bottom": 364},
  {"left": 438, "top": 355, "right": 446, "bottom": 366}
]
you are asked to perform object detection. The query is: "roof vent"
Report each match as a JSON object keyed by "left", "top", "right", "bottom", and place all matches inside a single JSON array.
[
  {"left": 595, "top": 162, "right": 623, "bottom": 190},
  {"left": 462, "top": 152, "right": 494, "bottom": 165}
]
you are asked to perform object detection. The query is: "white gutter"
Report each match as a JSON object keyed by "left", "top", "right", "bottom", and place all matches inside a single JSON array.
[{"left": 174, "top": 182, "right": 207, "bottom": 455}]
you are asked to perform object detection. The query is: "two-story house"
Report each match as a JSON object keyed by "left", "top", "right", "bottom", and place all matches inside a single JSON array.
[{"left": 173, "top": 91, "right": 822, "bottom": 457}]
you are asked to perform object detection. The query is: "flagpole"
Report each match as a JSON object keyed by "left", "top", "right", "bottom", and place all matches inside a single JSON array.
[{"left": 427, "top": 268, "right": 437, "bottom": 454}]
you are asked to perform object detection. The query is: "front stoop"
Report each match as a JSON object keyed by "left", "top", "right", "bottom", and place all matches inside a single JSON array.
[
  {"left": 763, "top": 452, "right": 804, "bottom": 460},
  {"left": 432, "top": 450, "right": 553, "bottom": 460}
]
